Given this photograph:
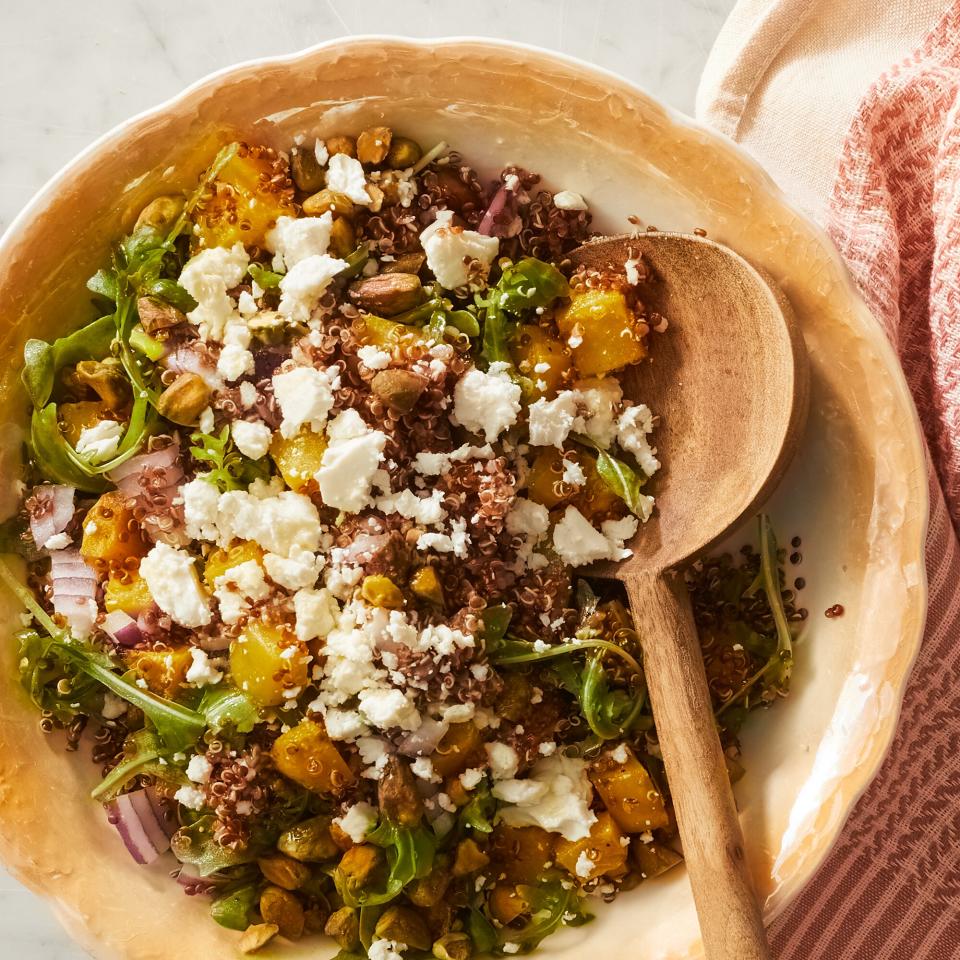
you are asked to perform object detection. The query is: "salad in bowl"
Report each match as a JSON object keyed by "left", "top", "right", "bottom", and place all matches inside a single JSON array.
[{"left": 1, "top": 126, "right": 799, "bottom": 958}]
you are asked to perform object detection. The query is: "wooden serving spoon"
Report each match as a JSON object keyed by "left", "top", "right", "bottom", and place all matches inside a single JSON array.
[{"left": 569, "top": 233, "right": 809, "bottom": 960}]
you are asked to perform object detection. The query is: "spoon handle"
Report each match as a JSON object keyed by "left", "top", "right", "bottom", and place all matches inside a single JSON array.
[{"left": 624, "top": 569, "right": 771, "bottom": 960}]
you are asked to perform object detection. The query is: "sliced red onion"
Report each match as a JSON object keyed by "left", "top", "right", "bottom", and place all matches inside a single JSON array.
[
  {"left": 109, "top": 440, "right": 186, "bottom": 545},
  {"left": 28, "top": 484, "right": 75, "bottom": 549},
  {"left": 109, "top": 441, "right": 180, "bottom": 483},
  {"left": 105, "top": 789, "right": 171, "bottom": 865},
  {"left": 397, "top": 718, "right": 450, "bottom": 758},
  {"left": 145, "top": 785, "right": 177, "bottom": 839},
  {"left": 103, "top": 609, "right": 142, "bottom": 647},
  {"left": 164, "top": 343, "right": 222, "bottom": 391},
  {"left": 477, "top": 184, "right": 508, "bottom": 236},
  {"left": 176, "top": 862, "right": 217, "bottom": 896},
  {"left": 50, "top": 548, "right": 98, "bottom": 637}
]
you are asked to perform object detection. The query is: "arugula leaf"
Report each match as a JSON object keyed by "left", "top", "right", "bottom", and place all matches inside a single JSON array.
[
  {"left": 29, "top": 405, "right": 108, "bottom": 492},
  {"left": 458, "top": 782, "right": 496, "bottom": 834},
  {"left": 172, "top": 815, "right": 259, "bottom": 876},
  {"left": 145, "top": 278, "right": 197, "bottom": 313},
  {"left": 468, "top": 908, "right": 498, "bottom": 954},
  {"left": 503, "top": 882, "right": 591, "bottom": 949},
  {"left": 199, "top": 686, "right": 260, "bottom": 734},
  {"left": 211, "top": 882, "right": 261, "bottom": 931},
  {"left": 16, "top": 628, "right": 102, "bottom": 724},
  {"left": 480, "top": 604, "right": 513, "bottom": 654},
  {"left": 190, "top": 425, "right": 268, "bottom": 492},
  {"left": 90, "top": 728, "right": 186, "bottom": 802},
  {"left": 247, "top": 262, "right": 284, "bottom": 290},
  {"left": 571, "top": 433, "right": 651, "bottom": 520},
  {"left": 335, "top": 820, "right": 436, "bottom": 908},
  {"left": 87, "top": 269, "right": 119, "bottom": 303}
]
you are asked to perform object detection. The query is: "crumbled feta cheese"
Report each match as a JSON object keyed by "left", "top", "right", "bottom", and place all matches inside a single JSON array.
[
  {"left": 495, "top": 754, "right": 597, "bottom": 841},
  {"left": 325, "top": 153, "right": 373, "bottom": 204},
  {"left": 277, "top": 254, "right": 348, "bottom": 321},
  {"left": 198, "top": 406, "right": 216, "bottom": 434},
  {"left": 43, "top": 532, "right": 71, "bottom": 551},
  {"left": 618, "top": 404, "right": 661, "bottom": 477},
  {"left": 553, "top": 190, "right": 588, "bottom": 211},
  {"left": 334, "top": 801, "right": 378, "bottom": 844},
  {"left": 217, "top": 343, "right": 254, "bottom": 381},
  {"left": 412, "top": 443, "right": 494, "bottom": 476},
  {"left": 571, "top": 378, "right": 623, "bottom": 448},
  {"left": 538, "top": 741, "right": 558, "bottom": 756},
  {"left": 420, "top": 210, "right": 499, "bottom": 290},
  {"left": 272, "top": 366, "right": 335, "bottom": 439},
  {"left": 322, "top": 708, "right": 369, "bottom": 741},
  {"left": 411, "top": 756, "right": 440, "bottom": 782},
  {"left": 101, "top": 692, "right": 127, "bottom": 720},
  {"left": 231, "top": 419, "right": 272, "bottom": 460},
  {"left": 293, "top": 587, "right": 340, "bottom": 642},
  {"left": 486, "top": 742, "right": 520, "bottom": 780},
  {"left": 368, "top": 939, "right": 406, "bottom": 960},
  {"left": 610, "top": 743, "right": 630, "bottom": 764},
  {"left": 528, "top": 391, "right": 577, "bottom": 448},
  {"left": 179, "top": 243, "right": 250, "bottom": 341},
  {"left": 376, "top": 488, "right": 446, "bottom": 526},
  {"left": 186, "top": 754, "right": 213, "bottom": 784},
  {"left": 239, "top": 380, "right": 258, "bottom": 408},
  {"left": 601, "top": 515, "right": 640, "bottom": 559},
  {"left": 314, "top": 138, "right": 329, "bottom": 166},
  {"left": 216, "top": 486, "right": 322, "bottom": 557},
  {"left": 575, "top": 850, "right": 596, "bottom": 878},
  {"left": 624, "top": 257, "right": 642, "bottom": 286},
  {"left": 174, "top": 785, "right": 206, "bottom": 811},
  {"left": 453, "top": 363, "right": 521, "bottom": 442},
  {"left": 502, "top": 943, "right": 520, "bottom": 955},
  {"left": 140, "top": 542, "right": 212, "bottom": 628},
  {"left": 357, "top": 736, "right": 391, "bottom": 779},
  {"left": 181, "top": 478, "right": 220, "bottom": 541},
  {"left": 460, "top": 767, "right": 485, "bottom": 791},
  {"left": 416, "top": 518, "right": 471, "bottom": 558},
  {"left": 493, "top": 779, "right": 549, "bottom": 804},
  {"left": 75, "top": 420, "right": 123, "bottom": 462},
  {"left": 237, "top": 290, "right": 258, "bottom": 318},
  {"left": 266, "top": 212, "right": 333, "bottom": 266},
  {"left": 442, "top": 702, "right": 476, "bottom": 724},
  {"left": 317, "top": 409, "right": 387, "bottom": 512},
  {"left": 358, "top": 687, "right": 422, "bottom": 732},
  {"left": 185, "top": 647, "right": 223, "bottom": 687},
  {"left": 552, "top": 506, "right": 617, "bottom": 567},
  {"left": 562, "top": 459, "right": 587, "bottom": 486},
  {"left": 213, "top": 559, "right": 272, "bottom": 625},
  {"left": 357, "top": 345, "right": 392, "bottom": 370},
  {"left": 264, "top": 546, "right": 324, "bottom": 591}
]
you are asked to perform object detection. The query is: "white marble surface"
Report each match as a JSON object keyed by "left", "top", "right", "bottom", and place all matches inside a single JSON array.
[{"left": 0, "top": 1, "right": 735, "bottom": 955}]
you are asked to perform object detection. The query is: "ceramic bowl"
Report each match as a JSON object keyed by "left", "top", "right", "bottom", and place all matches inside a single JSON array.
[{"left": 0, "top": 37, "right": 928, "bottom": 960}]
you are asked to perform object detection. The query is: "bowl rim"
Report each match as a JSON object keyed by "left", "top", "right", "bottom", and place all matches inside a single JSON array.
[{"left": 0, "top": 31, "right": 930, "bottom": 948}]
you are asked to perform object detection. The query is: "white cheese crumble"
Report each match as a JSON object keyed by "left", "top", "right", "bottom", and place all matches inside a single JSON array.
[
  {"left": 416, "top": 518, "right": 471, "bottom": 558},
  {"left": 562, "top": 459, "right": 587, "bottom": 486},
  {"left": 411, "top": 756, "right": 440, "bottom": 782},
  {"left": 420, "top": 210, "right": 499, "bottom": 290},
  {"left": 412, "top": 443, "right": 494, "bottom": 476},
  {"left": 618, "top": 404, "right": 661, "bottom": 477},
  {"left": 231, "top": 419, "right": 272, "bottom": 460},
  {"left": 610, "top": 743, "right": 630, "bottom": 764},
  {"left": 368, "top": 940, "right": 406, "bottom": 960},
  {"left": 317, "top": 409, "right": 387, "bottom": 513},
  {"left": 174, "top": 785, "right": 206, "bottom": 811},
  {"left": 495, "top": 754, "right": 598, "bottom": 841},
  {"left": 334, "top": 801, "right": 378, "bottom": 844},
  {"left": 453, "top": 362, "right": 522, "bottom": 442},
  {"left": 277, "top": 254, "right": 348, "bottom": 321},
  {"left": 376, "top": 488, "right": 446, "bottom": 526},
  {"left": 272, "top": 366, "right": 335, "bottom": 438},
  {"left": 216, "top": 485, "right": 323, "bottom": 557},
  {"left": 213, "top": 559, "right": 271, "bottom": 624},
  {"left": 178, "top": 242, "right": 250, "bottom": 341},
  {"left": 624, "top": 257, "right": 642, "bottom": 286},
  {"left": 216, "top": 343, "right": 254, "bottom": 382},
  {"left": 101, "top": 691, "right": 128, "bottom": 720},
  {"left": 139, "top": 542, "right": 212, "bottom": 628},
  {"left": 266, "top": 212, "right": 333, "bottom": 266},
  {"left": 263, "top": 546, "right": 324, "bottom": 591},
  {"left": 181, "top": 478, "right": 220, "bottom": 541},
  {"left": 575, "top": 850, "right": 596, "bottom": 878},
  {"left": 185, "top": 648, "right": 223, "bottom": 687},
  {"left": 293, "top": 587, "right": 340, "bottom": 642},
  {"left": 358, "top": 687, "right": 421, "bottom": 732},
  {"left": 75, "top": 420, "right": 123, "bottom": 462},
  {"left": 460, "top": 767, "right": 485, "bottom": 790},
  {"left": 357, "top": 345, "right": 392, "bottom": 370},
  {"left": 186, "top": 754, "right": 213, "bottom": 784},
  {"left": 322, "top": 707, "right": 369, "bottom": 741},
  {"left": 325, "top": 153, "right": 374, "bottom": 204},
  {"left": 572, "top": 378, "right": 623, "bottom": 448},
  {"left": 486, "top": 742, "right": 520, "bottom": 781},
  {"left": 527, "top": 390, "right": 578, "bottom": 448},
  {"left": 553, "top": 190, "right": 588, "bottom": 211},
  {"left": 552, "top": 506, "right": 638, "bottom": 566},
  {"left": 239, "top": 380, "right": 258, "bottom": 408},
  {"left": 43, "top": 532, "right": 72, "bottom": 551}
]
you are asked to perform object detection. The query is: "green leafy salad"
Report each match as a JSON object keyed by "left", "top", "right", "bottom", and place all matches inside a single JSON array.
[{"left": 0, "top": 127, "right": 800, "bottom": 958}]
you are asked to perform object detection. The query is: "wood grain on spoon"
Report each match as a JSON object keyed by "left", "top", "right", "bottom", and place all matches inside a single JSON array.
[{"left": 570, "top": 233, "right": 809, "bottom": 960}]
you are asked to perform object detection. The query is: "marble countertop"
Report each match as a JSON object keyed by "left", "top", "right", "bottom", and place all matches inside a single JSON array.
[{"left": 0, "top": 0, "right": 735, "bottom": 955}]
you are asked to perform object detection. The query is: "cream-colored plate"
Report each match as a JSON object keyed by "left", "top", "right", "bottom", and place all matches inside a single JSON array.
[{"left": 0, "top": 37, "right": 927, "bottom": 960}]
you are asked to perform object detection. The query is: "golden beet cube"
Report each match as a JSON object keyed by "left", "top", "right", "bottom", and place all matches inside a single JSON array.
[
  {"left": 80, "top": 492, "right": 147, "bottom": 566},
  {"left": 353, "top": 314, "right": 426, "bottom": 350},
  {"left": 104, "top": 568, "right": 153, "bottom": 616},
  {"left": 572, "top": 453, "right": 623, "bottom": 521},
  {"left": 192, "top": 143, "right": 295, "bottom": 250},
  {"left": 431, "top": 722, "right": 483, "bottom": 778},
  {"left": 269, "top": 429, "right": 328, "bottom": 493},
  {"left": 555, "top": 811, "right": 628, "bottom": 881},
  {"left": 590, "top": 746, "right": 670, "bottom": 833},
  {"left": 124, "top": 645, "right": 193, "bottom": 698},
  {"left": 556, "top": 289, "right": 647, "bottom": 377},
  {"left": 488, "top": 884, "right": 534, "bottom": 925},
  {"left": 229, "top": 621, "right": 309, "bottom": 707},
  {"left": 489, "top": 825, "right": 556, "bottom": 884},
  {"left": 525, "top": 448, "right": 578, "bottom": 510},
  {"left": 271, "top": 719, "right": 354, "bottom": 796},
  {"left": 203, "top": 539, "right": 264, "bottom": 589},
  {"left": 512, "top": 325, "right": 573, "bottom": 400}
]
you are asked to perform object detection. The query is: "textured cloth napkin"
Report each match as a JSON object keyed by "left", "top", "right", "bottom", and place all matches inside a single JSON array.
[{"left": 698, "top": 2, "right": 960, "bottom": 957}]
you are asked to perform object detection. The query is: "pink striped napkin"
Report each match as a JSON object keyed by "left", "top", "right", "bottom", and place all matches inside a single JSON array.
[{"left": 699, "top": 2, "right": 960, "bottom": 956}]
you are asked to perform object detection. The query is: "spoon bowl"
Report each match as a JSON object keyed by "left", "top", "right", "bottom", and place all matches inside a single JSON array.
[{"left": 570, "top": 232, "right": 809, "bottom": 960}]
